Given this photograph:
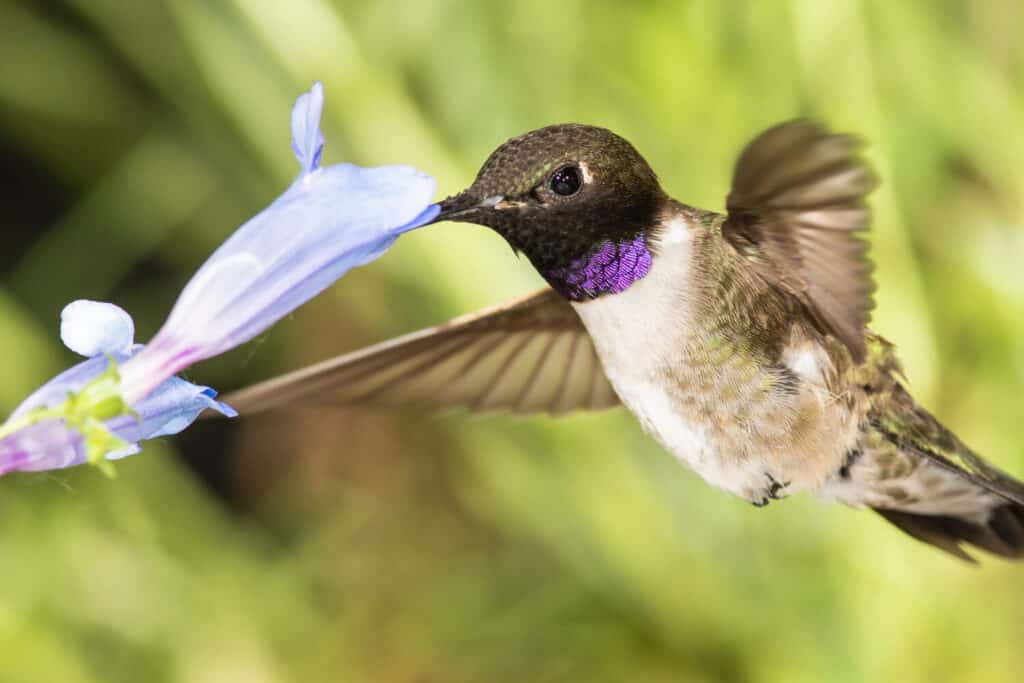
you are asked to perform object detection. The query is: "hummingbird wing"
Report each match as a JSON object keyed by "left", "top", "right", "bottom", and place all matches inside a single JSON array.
[
  {"left": 723, "top": 120, "right": 877, "bottom": 362},
  {"left": 221, "top": 288, "right": 620, "bottom": 416}
]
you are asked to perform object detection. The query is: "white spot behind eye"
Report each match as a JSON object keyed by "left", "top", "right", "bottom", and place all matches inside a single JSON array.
[{"left": 579, "top": 162, "right": 594, "bottom": 184}]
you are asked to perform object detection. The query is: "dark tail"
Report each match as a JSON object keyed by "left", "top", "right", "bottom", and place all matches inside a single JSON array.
[
  {"left": 876, "top": 503, "right": 1024, "bottom": 563},
  {"left": 852, "top": 337, "right": 1024, "bottom": 562}
]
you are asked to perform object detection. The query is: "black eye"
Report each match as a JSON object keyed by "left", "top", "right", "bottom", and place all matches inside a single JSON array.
[{"left": 549, "top": 165, "right": 582, "bottom": 196}]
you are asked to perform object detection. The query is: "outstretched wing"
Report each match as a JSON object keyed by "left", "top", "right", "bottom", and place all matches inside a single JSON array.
[
  {"left": 723, "top": 120, "right": 877, "bottom": 362},
  {"left": 221, "top": 289, "right": 619, "bottom": 416}
]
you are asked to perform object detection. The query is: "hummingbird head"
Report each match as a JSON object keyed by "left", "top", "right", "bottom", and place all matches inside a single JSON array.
[{"left": 433, "top": 124, "right": 668, "bottom": 300}]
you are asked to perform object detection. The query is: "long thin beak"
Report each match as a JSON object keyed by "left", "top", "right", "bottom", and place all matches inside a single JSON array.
[{"left": 428, "top": 192, "right": 503, "bottom": 224}]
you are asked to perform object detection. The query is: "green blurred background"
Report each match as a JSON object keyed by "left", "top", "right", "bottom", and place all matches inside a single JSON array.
[{"left": 1, "top": 1, "right": 1023, "bottom": 681}]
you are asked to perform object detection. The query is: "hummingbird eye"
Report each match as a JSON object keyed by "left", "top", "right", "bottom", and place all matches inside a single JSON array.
[{"left": 549, "top": 165, "right": 582, "bottom": 197}]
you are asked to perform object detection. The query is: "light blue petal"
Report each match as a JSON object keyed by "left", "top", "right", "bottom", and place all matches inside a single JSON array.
[
  {"left": 204, "top": 163, "right": 438, "bottom": 350},
  {"left": 112, "top": 82, "right": 438, "bottom": 403},
  {"left": 111, "top": 377, "right": 236, "bottom": 443},
  {"left": 290, "top": 81, "right": 325, "bottom": 174},
  {"left": 60, "top": 300, "right": 135, "bottom": 357},
  {"left": 106, "top": 443, "right": 142, "bottom": 461},
  {"left": 394, "top": 203, "right": 441, "bottom": 235},
  {"left": 127, "top": 162, "right": 437, "bottom": 392},
  {"left": 0, "top": 418, "right": 86, "bottom": 475}
]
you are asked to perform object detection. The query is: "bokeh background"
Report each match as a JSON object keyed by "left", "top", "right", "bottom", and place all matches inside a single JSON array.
[{"left": 2, "top": 1, "right": 1023, "bottom": 681}]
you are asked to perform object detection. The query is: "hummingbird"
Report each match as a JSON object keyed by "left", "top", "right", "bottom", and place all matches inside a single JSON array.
[{"left": 224, "top": 121, "right": 1024, "bottom": 562}]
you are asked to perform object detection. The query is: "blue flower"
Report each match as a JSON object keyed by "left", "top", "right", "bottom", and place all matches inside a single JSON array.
[
  {"left": 119, "top": 82, "right": 439, "bottom": 402},
  {"left": 1, "top": 81, "right": 439, "bottom": 476},
  {"left": 0, "top": 302, "right": 235, "bottom": 476}
]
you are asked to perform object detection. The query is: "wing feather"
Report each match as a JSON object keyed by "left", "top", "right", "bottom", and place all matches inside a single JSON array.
[
  {"left": 221, "top": 289, "right": 619, "bottom": 416},
  {"left": 724, "top": 120, "right": 877, "bottom": 362}
]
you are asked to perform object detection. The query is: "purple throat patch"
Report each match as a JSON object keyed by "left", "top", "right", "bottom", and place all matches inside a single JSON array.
[{"left": 544, "top": 234, "right": 652, "bottom": 301}]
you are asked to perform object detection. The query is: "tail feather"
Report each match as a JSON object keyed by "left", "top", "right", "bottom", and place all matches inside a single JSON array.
[
  {"left": 876, "top": 503, "right": 1024, "bottom": 563},
  {"left": 851, "top": 337, "right": 1024, "bottom": 562}
]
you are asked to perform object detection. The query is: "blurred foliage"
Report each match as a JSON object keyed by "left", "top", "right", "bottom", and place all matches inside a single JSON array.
[{"left": 1, "top": 1, "right": 1023, "bottom": 681}]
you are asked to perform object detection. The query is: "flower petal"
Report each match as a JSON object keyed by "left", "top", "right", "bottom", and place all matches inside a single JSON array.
[
  {"left": 60, "top": 300, "right": 135, "bottom": 357},
  {"left": 121, "top": 161, "right": 437, "bottom": 401},
  {"left": 110, "top": 377, "right": 236, "bottom": 443},
  {"left": 394, "top": 203, "right": 441, "bottom": 235},
  {"left": 291, "top": 81, "right": 325, "bottom": 174},
  {"left": 0, "top": 418, "right": 85, "bottom": 475}
]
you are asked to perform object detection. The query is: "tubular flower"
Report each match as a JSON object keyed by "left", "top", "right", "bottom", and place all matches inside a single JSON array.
[
  {"left": 119, "top": 82, "right": 439, "bottom": 402},
  {"left": 1, "top": 82, "right": 439, "bottom": 476}
]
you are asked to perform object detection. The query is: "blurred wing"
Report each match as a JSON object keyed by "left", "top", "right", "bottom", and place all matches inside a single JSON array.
[
  {"left": 723, "top": 120, "right": 877, "bottom": 362},
  {"left": 222, "top": 289, "right": 620, "bottom": 416}
]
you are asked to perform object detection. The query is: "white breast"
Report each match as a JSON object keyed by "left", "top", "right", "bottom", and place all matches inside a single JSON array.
[{"left": 571, "top": 217, "right": 739, "bottom": 491}]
